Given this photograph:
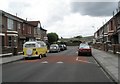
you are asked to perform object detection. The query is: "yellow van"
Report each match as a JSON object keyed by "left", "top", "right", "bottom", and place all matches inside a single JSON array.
[{"left": 23, "top": 41, "right": 48, "bottom": 59}]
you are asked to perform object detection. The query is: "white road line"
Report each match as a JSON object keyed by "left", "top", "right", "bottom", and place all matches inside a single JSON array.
[
  {"left": 41, "top": 61, "right": 48, "bottom": 64},
  {"left": 76, "top": 57, "right": 79, "bottom": 61},
  {"left": 76, "top": 57, "right": 95, "bottom": 64},
  {"left": 77, "top": 59, "right": 93, "bottom": 64},
  {"left": 57, "top": 61, "right": 64, "bottom": 63}
]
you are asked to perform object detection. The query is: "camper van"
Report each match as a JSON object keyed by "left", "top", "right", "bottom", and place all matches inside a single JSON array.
[{"left": 23, "top": 41, "right": 48, "bottom": 59}]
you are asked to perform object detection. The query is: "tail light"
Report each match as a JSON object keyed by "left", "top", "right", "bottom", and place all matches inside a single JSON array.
[{"left": 79, "top": 49, "right": 83, "bottom": 52}]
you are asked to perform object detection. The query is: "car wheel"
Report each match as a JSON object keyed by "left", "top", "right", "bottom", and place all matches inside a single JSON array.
[
  {"left": 89, "top": 52, "right": 92, "bottom": 56},
  {"left": 78, "top": 52, "right": 81, "bottom": 56},
  {"left": 39, "top": 55, "right": 42, "bottom": 59}
]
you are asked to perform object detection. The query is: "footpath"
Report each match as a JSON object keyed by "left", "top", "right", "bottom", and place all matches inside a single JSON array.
[
  {"left": 0, "top": 55, "right": 23, "bottom": 64},
  {"left": 92, "top": 48, "right": 119, "bottom": 83}
]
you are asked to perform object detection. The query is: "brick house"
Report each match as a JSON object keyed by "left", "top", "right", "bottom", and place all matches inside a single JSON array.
[
  {"left": 40, "top": 27, "right": 47, "bottom": 41},
  {"left": 115, "top": 11, "right": 120, "bottom": 44},
  {"left": 1, "top": 10, "right": 35, "bottom": 55},
  {"left": 28, "top": 21, "right": 47, "bottom": 41},
  {"left": 27, "top": 21, "right": 42, "bottom": 41},
  {"left": 94, "top": 11, "right": 120, "bottom": 44}
]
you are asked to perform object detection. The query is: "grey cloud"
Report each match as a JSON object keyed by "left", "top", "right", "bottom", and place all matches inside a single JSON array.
[
  {"left": 71, "top": 2, "right": 118, "bottom": 17},
  {"left": 8, "top": 1, "right": 31, "bottom": 16}
]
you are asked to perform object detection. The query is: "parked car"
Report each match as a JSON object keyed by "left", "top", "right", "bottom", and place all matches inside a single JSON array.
[
  {"left": 78, "top": 43, "right": 92, "bottom": 56},
  {"left": 59, "top": 44, "right": 65, "bottom": 51},
  {"left": 49, "top": 44, "right": 60, "bottom": 53},
  {"left": 63, "top": 44, "right": 67, "bottom": 50},
  {"left": 23, "top": 41, "right": 48, "bottom": 59}
]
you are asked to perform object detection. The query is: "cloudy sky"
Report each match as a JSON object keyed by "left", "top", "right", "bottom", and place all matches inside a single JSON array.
[{"left": 0, "top": 0, "right": 119, "bottom": 38}]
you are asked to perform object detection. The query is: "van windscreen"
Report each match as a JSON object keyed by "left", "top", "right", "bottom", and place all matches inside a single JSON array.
[{"left": 25, "top": 44, "right": 36, "bottom": 48}]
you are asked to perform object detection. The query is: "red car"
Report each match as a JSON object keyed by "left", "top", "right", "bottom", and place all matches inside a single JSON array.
[{"left": 78, "top": 43, "right": 92, "bottom": 56}]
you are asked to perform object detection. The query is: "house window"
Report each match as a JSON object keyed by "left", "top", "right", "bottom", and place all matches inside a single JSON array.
[
  {"left": 8, "top": 36, "right": 12, "bottom": 47},
  {"left": 23, "top": 24, "right": 25, "bottom": 34},
  {"left": 28, "top": 26, "right": 32, "bottom": 34},
  {"left": 17, "top": 22, "right": 21, "bottom": 30},
  {"left": 7, "top": 18, "right": 13, "bottom": 30},
  {"left": 13, "top": 36, "right": 17, "bottom": 47},
  {"left": 110, "top": 21, "right": 113, "bottom": 30},
  {"left": 2, "top": 36, "right": 4, "bottom": 47},
  {"left": 29, "top": 26, "right": 31, "bottom": 34},
  {"left": 34, "top": 28, "right": 37, "bottom": 35}
]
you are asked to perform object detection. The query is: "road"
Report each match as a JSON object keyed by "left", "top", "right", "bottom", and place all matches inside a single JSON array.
[{"left": 2, "top": 46, "right": 115, "bottom": 83}]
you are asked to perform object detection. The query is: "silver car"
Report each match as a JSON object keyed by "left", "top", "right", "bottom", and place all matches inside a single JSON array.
[{"left": 49, "top": 44, "right": 60, "bottom": 53}]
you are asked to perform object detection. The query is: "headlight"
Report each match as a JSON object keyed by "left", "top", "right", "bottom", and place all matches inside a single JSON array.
[{"left": 54, "top": 47, "right": 57, "bottom": 49}]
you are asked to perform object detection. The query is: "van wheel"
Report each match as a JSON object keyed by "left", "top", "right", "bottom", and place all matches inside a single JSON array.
[
  {"left": 24, "top": 57, "right": 27, "bottom": 60},
  {"left": 44, "top": 53, "right": 47, "bottom": 57},
  {"left": 39, "top": 55, "right": 42, "bottom": 59}
]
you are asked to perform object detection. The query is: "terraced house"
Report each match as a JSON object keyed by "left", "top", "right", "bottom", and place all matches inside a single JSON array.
[
  {"left": 0, "top": 10, "right": 47, "bottom": 56},
  {"left": 94, "top": 10, "right": 120, "bottom": 54}
]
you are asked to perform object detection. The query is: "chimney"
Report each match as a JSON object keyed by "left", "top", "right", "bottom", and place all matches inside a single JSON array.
[
  {"left": 16, "top": 13, "right": 17, "bottom": 16},
  {"left": 26, "top": 18, "right": 27, "bottom": 21}
]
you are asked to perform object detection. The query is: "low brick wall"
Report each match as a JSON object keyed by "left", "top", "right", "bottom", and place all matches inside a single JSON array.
[{"left": 92, "top": 43, "right": 120, "bottom": 54}]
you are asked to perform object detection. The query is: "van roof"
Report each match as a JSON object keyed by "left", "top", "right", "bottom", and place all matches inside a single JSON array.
[{"left": 24, "top": 41, "right": 44, "bottom": 44}]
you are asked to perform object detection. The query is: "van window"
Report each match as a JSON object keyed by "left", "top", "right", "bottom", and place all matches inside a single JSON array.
[
  {"left": 37, "top": 41, "right": 46, "bottom": 47},
  {"left": 25, "top": 44, "right": 36, "bottom": 48}
]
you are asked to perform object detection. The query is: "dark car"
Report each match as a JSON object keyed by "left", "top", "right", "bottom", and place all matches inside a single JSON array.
[
  {"left": 78, "top": 43, "right": 92, "bottom": 56},
  {"left": 59, "top": 44, "right": 64, "bottom": 51},
  {"left": 63, "top": 44, "right": 67, "bottom": 50}
]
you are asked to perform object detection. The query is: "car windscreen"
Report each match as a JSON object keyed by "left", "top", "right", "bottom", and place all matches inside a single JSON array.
[
  {"left": 25, "top": 44, "right": 36, "bottom": 48},
  {"left": 79, "top": 44, "right": 90, "bottom": 49}
]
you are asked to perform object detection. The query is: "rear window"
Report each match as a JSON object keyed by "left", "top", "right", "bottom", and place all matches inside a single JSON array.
[
  {"left": 79, "top": 44, "right": 90, "bottom": 49},
  {"left": 25, "top": 44, "right": 36, "bottom": 48},
  {"left": 51, "top": 44, "right": 58, "bottom": 47}
]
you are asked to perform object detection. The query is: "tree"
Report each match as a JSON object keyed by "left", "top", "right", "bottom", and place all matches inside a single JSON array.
[
  {"left": 74, "top": 35, "right": 83, "bottom": 39},
  {"left": 47, "top": 33, "right": 59, "bottom": 44}
]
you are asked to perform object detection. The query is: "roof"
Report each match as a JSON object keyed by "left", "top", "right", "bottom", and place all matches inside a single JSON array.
[
  {"left": 40, "top": 27, "right": 47, "bottom": 31},
  {"left": 27, "top": 21, "right": 40, "bottom": 27},
  {"left": 94, "top": 11, "right": 120, "bottom": 34},
  {"left": 1, "top": 10, "right": 35, "bottom": 26}
]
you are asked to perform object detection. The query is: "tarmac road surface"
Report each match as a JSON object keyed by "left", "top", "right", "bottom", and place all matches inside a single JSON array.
[{"left": 2, "top": 46, "right": 116, "bottom": 83}]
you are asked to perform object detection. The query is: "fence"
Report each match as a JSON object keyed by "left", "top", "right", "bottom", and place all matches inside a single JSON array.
[{"left": 92, "top": 43, "right": 120, "bottom": 54}]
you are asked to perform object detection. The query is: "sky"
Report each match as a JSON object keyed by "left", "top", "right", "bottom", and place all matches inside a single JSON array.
[{"left": 0, "top": 0, "right": 119, "bottom": 38}]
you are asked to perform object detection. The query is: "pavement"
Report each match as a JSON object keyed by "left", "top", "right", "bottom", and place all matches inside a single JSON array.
[
  {"left": 0, "top": 55, "right": 23, "bottom": 64},
  {"left": 92, "top": 48, "right": 119, "bottom": 83}
]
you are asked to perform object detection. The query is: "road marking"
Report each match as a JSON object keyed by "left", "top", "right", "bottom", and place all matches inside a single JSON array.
[
  {"left": 77, "top": 59, "right": 94, "bottom": 64},
  {"left": 56, "top": 61, "right": 63, "bottom": 64},
  {"left": 76, "top": 57, "right": 96, "bottom": 64},
  {"left": 41, "top": 61, "right": 48, "bottom": 64},
  {"left": 76, "top": 57, "right": 79, "bottom": 61}
]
